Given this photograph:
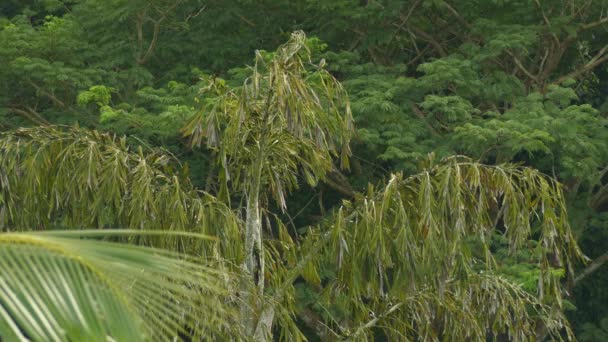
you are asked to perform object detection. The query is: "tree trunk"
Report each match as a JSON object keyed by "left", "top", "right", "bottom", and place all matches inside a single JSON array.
[{"left": 241, "top": 147, "right": 267, "bottom": 339}]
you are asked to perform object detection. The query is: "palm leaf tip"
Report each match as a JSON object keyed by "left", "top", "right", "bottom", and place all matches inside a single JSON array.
[{"left": 0, "top": 233, "right": 237, "bottom": 341}]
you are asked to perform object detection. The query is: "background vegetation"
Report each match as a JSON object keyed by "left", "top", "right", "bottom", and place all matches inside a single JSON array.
[{"left": 1, "top": 0, "right": 607, "bottom": 340}]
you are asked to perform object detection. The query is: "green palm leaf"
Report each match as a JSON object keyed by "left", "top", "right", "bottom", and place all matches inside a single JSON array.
[{"left": 0, "top": 231, "right": 237, "bottom": 341}]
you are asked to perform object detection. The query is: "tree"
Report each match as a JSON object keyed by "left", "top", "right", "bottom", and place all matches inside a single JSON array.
[
  {"left": 177, "top": 32, "right": 582, "bottom": 340},
  {"left": 1, "top": 1, "right": 606, "bottom": 337},
  {"left": 0, "top": 123, "right": 585, "bottom": 340},
  {"left": 182, "top": 31, "right": 354, "bottom": 339}
]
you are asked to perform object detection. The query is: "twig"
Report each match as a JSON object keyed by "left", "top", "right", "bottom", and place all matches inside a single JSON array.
[
  {"left": 185, "top": 5, "right": 206, "bottom": 23},
  {"left": 534, "top": 0, "right": 560, "bottom": 45},
  {"left": 235, "top": 12, "right": 256, "bottom": 27},
  {"left": 579, "top": 16, "right": 608, "bottom": 32},
  {"left": 406, "top": 25, "right": 448, "bottom": 57}
]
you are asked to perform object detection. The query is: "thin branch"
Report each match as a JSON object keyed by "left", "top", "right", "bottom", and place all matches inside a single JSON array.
[
  {"left": 323, "top": 167, "right": 355, "bottom": 198},
  {"left": 506, "top": 50, "right": 540, "bottom": 84},
  {"left": 406, "top": 44, "right": 431, "bottom": 66},
  {"left": 298, "top": 307, "right": 338, "bottom": 341},
  {"left": 570, "top": 0, "right": 594, "bottom": 22},
  {"left": 134, "top": 6, "right": 148, "bottom": 57},
  {"left": 579, "top": 15, "right": 608, "bottom": 32},
  {"left": 291, "top": 193, "right": 318, "bottom": 221},
  {"left": 234, "top": 12, "right": 256, "bottom": 27},
  {"left": 405, "top": 25, "right": 448, "bottom": 57},
  {"left": 534, "top": 0, "right": 561, "bottom": 45},
  {"left": 27, "top": 80, "right": 66, "bottom": 108},
  {"left": 442, "top": 1, "right": 470, "bottom": 28},
  {"left": 574, "top": 251, "right": 608, "bottom": 285},
  {"left": 137, "top": 0, "right": 184, "bottom": 64},
  {"left": 138, "top": 20, "right": 161, "bottom": 64},
  {"left": 599, "top": 164, "right": 608, "bottom": 179},
  {"left": 185, "top": 5, "right": 206, "bottom": 23},
  {"left": 589, "top": 182, "right": 608, "bottom": 210},
  {"left": 349, "top": 303, "right": 404, "bottom": 339},
  {"left": 537, "top": 47, "right": 550, "bottom": 79},
  {"left": 388, "top": 0, "right": 422, "bottom": 46},
  {"left": 10, "top": 106, "right": 50, "bottom": 126}
]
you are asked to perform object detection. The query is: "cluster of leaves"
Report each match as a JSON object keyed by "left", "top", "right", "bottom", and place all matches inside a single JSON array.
[
  {"left": 0, "top": 126, "right": 241, "bottom": 258},
  {"left": 293, "top": 156, "right": 582, "bottom": 340}
]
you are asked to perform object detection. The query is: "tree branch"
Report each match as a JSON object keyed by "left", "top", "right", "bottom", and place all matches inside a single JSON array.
[
  {"left": 406, "top": 25, "right": 448, "bottom": 57},
  {"left": 589, "top": 182, "right": 608, "bottom": 211},
  {"left": 406, "top": 44, "right": 431, "bottom": 66},
  {"left": 137, "top": 0, "right": 183, "bottom": 64},
  {"left": 569, "top": 0, "right": 593, "bottom": 21},
  {"left": 574, "top": 251, "right": 608, "bottom": 286},
  {"left": 297, "top": 307, "right": 337, "bottom": 341},
  {"left": 185, "top": 5, "right": 206, "bottom": 23},
  {"left": 387, "top": 0, "right": 422, "bottom": 46},
  {"left": 10, "top": 106, "right": 50, "bottom": 126},
  {"left": 234, "top": 12, "right": 256, "bottom": 27},
  {"left": 442, "top": 1, "right": 470, "bottom": 28},
  {"left": 553, "top": 44, "right": 608, "bottom": 84},
  {"left": 506, "top": 50, "right": 539, "bottom": 84},
  {"left": 138, "top": 20, "right": 162, "bottom": 64},
  {"left": 27, "top": 80, "right": 67, "bottom": 108},
  {"left": 579, "top": 15, "right": 608, "bottom": 32},
  {"left": 393, "top": 0, "right": 421, "bottom": 34},
  {"left": 534, "top": 0, "right": 561, "bottom": 45},
  {"left": 349, "top": 303, "right": 404, "bottom": 339},
  {"left": 324, "top": 166, "right": 355, "bottom": 198}
]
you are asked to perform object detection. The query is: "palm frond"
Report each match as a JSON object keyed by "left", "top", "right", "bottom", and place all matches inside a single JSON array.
[{"left": 0, "top": 231, "right": 237, "bottom": 341}]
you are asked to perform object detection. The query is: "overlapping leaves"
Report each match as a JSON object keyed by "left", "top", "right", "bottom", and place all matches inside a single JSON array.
[
  {"left": 0, "top": 231, "right": 236, "bottom": 341},
  {"left": 297, "top": 156, "right": 584, "bottom": 340},
  {"left": 0, "top": 126, "right": 242, "bottom": 258},
  {"left": 182, "top": 31, "right": 354, "bottom": 208}
]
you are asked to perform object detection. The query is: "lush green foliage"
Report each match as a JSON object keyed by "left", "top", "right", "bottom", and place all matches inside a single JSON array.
[{"left": 1, "top": 0, "right": 608, "bottom": 340}]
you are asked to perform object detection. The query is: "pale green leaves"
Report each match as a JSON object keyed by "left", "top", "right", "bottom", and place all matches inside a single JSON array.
[
  {"left": 453, "top": 86, "right": 608, "bottom": 180},
  {"left": 77, "top": 85, "right": 115, "bottom": 107},
  {"left": 0, "top": 231, "right": 236, "bottom": 341},
  {"left": 420, "top": 95, "right": 479, "bottom": 123}
]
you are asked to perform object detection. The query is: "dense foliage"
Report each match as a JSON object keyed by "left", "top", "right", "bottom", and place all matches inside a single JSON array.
[{"left": 1, "top": 0, "right": 607, "bottom": 340}]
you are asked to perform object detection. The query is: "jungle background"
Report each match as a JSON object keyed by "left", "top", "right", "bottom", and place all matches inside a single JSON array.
[{"left": 1, "top": 0, "right": 608, "bottom": 340}]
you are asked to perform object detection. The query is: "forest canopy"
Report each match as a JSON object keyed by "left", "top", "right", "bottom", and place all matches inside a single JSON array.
[{"left": 1, "top": 0, "right": 607, "bottom": 340}]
